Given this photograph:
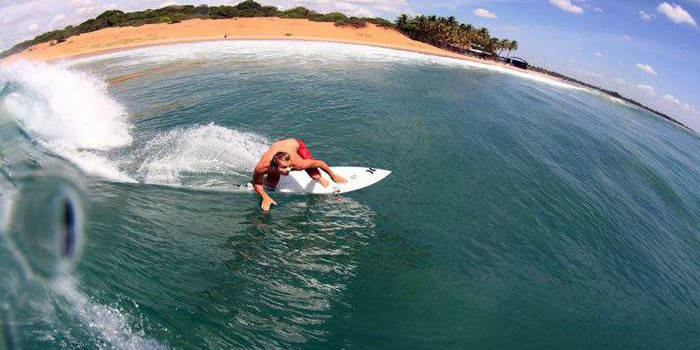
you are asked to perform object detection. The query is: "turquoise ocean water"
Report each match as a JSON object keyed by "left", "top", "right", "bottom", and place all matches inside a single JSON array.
[{"left": 1, "top": 41, "right": 699, "bottom": 349}]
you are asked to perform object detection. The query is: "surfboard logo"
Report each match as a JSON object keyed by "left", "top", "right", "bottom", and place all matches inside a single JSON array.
[{"left": 366, "top": 167, "right": 376, "bottom": 174}]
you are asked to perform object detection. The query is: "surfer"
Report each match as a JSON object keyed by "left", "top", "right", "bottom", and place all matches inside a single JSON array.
[{"left": 252, "top": 139, "right": 347, "bottom": 211}]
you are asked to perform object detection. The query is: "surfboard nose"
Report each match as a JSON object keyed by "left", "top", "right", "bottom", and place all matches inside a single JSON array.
[{"left": 372, "top": 169, "right": 391, "bottom": 181}]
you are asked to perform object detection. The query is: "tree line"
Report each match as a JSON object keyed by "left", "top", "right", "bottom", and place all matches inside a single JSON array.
[
  {"left": 0, "top": 0, "right": 392, "bottom": 58},
  {"left": 394, "top": 14, "right": 517, "bottom": 58},
  {"left": 1, "top": 1, "right": 518, "bottom": 61}
]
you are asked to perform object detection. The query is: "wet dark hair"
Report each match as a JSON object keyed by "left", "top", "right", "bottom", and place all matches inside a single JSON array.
[{"left": 270, "top": 151, "right": 291, "bottom": 167}]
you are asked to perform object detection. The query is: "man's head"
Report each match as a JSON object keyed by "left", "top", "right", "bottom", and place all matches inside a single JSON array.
[{"left": 271, "top": 151, "right": 292, "bottom": 174}]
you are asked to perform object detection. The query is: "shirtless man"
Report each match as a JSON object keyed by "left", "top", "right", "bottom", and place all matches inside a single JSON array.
[{"left": 252, "top": 139, "right": 347, "bottom": 211}]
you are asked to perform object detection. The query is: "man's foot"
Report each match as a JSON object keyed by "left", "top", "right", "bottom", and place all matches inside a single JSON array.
[{"left": 317, "top": 177, "right": 329, "bottom": 188}]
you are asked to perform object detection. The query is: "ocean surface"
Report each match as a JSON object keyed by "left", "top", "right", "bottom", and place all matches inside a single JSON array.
[{"left": 1, "top": 40, "right": 700, "bottom": 349}]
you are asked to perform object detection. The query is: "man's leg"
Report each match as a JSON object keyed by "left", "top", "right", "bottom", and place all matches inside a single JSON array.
[{"left": 296, "top": 139, "right": 328, "bottom": 187}]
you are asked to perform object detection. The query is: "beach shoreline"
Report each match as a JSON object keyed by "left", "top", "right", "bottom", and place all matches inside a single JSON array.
[{"left": 2, "top": 17, "right": 568, "bottom": 86}]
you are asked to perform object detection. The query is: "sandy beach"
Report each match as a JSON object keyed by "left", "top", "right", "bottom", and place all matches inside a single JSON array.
[{"left": 4, "top": 17, "right": 562, "bottom": 82}]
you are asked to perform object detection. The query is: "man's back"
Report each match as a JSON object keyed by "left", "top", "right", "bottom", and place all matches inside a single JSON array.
[{"left": 255, "top": 139, "right": 300, "bottom": 171}]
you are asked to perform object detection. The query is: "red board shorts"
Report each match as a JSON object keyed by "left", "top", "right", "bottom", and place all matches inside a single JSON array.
[
  {"left": 295, "top": 139, "right": 322, "bottom": 179},
  {"left": 266, "top": 139, "right": 321, "bottom": 188}
]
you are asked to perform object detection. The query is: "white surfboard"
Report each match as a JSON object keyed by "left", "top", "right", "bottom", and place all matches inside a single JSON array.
[{"left": 269, "top": 166, "right": 391, "bottom": 194}]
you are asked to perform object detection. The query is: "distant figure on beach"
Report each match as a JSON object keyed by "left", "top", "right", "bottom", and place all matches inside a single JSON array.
[{"left": 252, "top": 139, "right": 347, "bottom": 211}]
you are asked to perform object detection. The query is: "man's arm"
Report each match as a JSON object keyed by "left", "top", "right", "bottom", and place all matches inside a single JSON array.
[
  {"left": 252, "top": 169, "right": 276, "bottom": 211},
  {"left": 298, "top": 159, "right": 347, "bottom": 183}
]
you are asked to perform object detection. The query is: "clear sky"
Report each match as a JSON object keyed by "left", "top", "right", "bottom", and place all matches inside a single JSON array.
[{"left": 1, "top": 0, "right": 698, "bottom": 129}]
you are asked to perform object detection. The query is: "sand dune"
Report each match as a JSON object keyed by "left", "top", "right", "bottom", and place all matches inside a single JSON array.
[{"left": 5, "top": 17, "right": 562, "bottom": 84}]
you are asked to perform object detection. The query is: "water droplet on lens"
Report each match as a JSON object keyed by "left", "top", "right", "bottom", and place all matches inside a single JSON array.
[
  {"left": 9, "top": 175, "right": 85, "bottom": 279},
  {"left": 61, "top": 200, "right": 76, "bottom": 259},
  {"left": 0, "top": 303, "right": 18, "bottom": 350}
]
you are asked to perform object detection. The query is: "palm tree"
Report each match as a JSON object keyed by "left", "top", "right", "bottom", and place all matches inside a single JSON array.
[
  {"left": 498, "top": 38, "right": 510, "bottom": 57},
  {"left": 487, "top": 37, "right": 500, "bottom": 55},
  {"left": 509, "top": 40, "right": 518, "bottom": 57},
  {"left": 395, "top": 14, "right": 409, "bottom": 28},
  {"left": 415, "top": 15, "right": 428, "bottom": 41},
  {"left": 475, "top": 27, "right": 490, "bottom": 48},
  {"left": 460, "top": 24, "right": 475, "bottom": 48},
  {"left": 391, "top": 13, "right": 518, "bottom": 59}
]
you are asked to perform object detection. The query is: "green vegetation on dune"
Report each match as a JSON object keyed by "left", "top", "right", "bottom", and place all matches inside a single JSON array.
[
  {"left": 0, "top": 0, "right": 392, "bottom": 59},
  {"left": 1, "top": 0, "right": 504, "bottom": 59}
]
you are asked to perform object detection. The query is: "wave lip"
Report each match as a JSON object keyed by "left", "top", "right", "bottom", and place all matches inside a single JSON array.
[
  {"left": 51, "top": 276, "right": 169, "bottom": 350},
  {"left": 1, "top": 60, "right": 131, "bottom": 150},
  {"left": 0, "top": 60, "right": 134, "bottom": 182}
]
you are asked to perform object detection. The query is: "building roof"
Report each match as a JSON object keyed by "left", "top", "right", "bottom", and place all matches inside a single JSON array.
[{"left": 467, "top": 48, "right": 492, "bottom": 55}]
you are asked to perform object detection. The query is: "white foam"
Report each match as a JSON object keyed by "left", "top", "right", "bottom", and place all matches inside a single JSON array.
[
  {"left": 68, "top": 40, "right": 584, "bottom": 91},
  {"left": 0, "top": 60, "right": 135, "bottom": 182},
  {"left": 0, "top": 185, "right": 16, "bottom": 236},
  {"left": 136, "top": 123, "right": 268, "bottom": 185},
  {"left": 3, "top": 237, "right": 165, "bottom": 348},
  {"left": 51, "top": 276, "right": 167, "bottom": 350}
]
